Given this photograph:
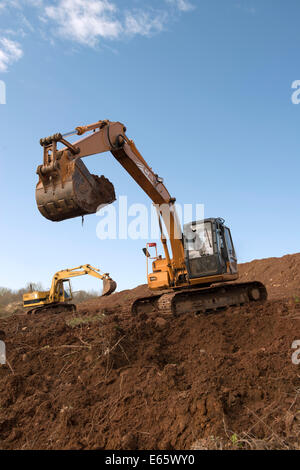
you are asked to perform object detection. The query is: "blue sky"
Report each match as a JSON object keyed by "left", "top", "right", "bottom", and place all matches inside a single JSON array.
[{"left": 0, "top": 0, "right": 299, "bottom": 292}]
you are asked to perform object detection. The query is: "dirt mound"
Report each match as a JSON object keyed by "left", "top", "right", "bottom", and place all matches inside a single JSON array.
[
  {"left": 0, "top": 254, "right": 299, "bottom": 450},
  {"left": 238, "top": 252, "right": 300, "bottom": 301}
]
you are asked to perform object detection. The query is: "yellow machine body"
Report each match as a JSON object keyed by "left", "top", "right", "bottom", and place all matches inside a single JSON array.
[{"left": 23, "top": 265, "right": 116, "bottom": 314}]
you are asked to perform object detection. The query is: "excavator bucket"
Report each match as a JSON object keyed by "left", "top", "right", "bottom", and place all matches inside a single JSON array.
[
  {"left": 36, "top": 158, "right": 116, "bottom": 222},
  {"left": 102, "top": 279, "right": 117, "bottom": 296}
]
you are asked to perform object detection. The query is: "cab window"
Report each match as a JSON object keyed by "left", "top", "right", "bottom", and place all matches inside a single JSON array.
[
  {"left": 224, "top": 228, "right": 235, "bottom": 257},
  {"left": 184, "top": 221, "right": 214, "bottom": 259}
]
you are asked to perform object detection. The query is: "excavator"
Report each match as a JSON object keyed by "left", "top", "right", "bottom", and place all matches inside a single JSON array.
[
  {"left": 23, "top": 264, "right": 117, "bottom": 315},
  {"left": 35, "top": 120, "right": 267, "bottom": 316}
]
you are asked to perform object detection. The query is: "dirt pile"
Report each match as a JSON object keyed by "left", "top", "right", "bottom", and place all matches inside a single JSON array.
[
  {"left": 238, "top": 252, "right": 300, "bottom": 300},
  {"left": 0, "top": 254, "right": 299, "bottom": 450}
]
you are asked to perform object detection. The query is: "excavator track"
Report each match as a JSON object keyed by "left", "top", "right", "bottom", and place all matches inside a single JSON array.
[
  {"left": 131, "top": 281, "right": 267, "bottom": 316},
  {"left": 27, "top": 303, "right": 76, "bottom": 315}
]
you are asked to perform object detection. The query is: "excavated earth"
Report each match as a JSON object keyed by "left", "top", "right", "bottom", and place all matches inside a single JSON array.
[{"left": 0, "top": 253, "right": 299, "bottom": 450}]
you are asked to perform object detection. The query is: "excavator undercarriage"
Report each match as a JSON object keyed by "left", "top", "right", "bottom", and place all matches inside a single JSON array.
[
  {"left": 26, "top": 302, "right": 76, "bottom": 316},
  {"left": 132, "top": 281, "right": 267, "bottom": 316}
]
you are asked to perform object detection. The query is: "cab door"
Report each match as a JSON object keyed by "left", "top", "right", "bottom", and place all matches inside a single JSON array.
[
  {"left": 62, "top": 280, "right": 72, "bottom": 301},
  {"left": 58, "top": 280, "right": 72, "bottom": 302},
  {"left": 223, "top": 227, "right": 238, "bottom": 274}
]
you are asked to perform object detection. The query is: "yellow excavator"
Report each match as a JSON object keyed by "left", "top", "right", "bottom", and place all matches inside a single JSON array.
[
  {"left": 35, "top": 120, "right": 267, "bottom": 315},
  {"left": 23, "top": 264, "right": 117, "bottom": 315}
]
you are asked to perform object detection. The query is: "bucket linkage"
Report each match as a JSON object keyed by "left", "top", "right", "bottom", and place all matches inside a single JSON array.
[{"left": 36, "top": 132, "right": 116, "bottom": 222}]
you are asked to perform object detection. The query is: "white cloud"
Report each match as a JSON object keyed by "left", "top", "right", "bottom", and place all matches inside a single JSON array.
[
  {"left": 0, "top": 0, "right": 195, "bottom": 70},
  {"left": 166, "top": 0, "right": 194, "bottom": 12},
  {"left": 0, "top": 0, "right": 43, "bottom": 8},
  {"left": 43, "top": 0, "right": 171, "bottom": 45},
  {"left": 0, "top": 37, "right": 23, "bottom": 72},
  {"left": 44, "top": 0, "right": 122, "bottom": 46},
  {"left": 0, "top": 0, "right": 22, "bottom": 10},
  {"left": 124, "top": 10, "right": 167, "bottom": 37}
]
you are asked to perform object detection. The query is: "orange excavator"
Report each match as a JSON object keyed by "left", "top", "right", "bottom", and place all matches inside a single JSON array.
[{"left": 35, "top": 120, "right": 267, "bottom": 315}]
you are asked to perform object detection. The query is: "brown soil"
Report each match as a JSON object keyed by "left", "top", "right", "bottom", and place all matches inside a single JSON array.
[{"left": 0, "top": 254, "right": 299, "bottom": 450}]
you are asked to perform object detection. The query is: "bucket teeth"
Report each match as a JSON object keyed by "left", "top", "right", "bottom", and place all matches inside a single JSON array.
[{"left": 36, "top": 158, "right": 116, "bottom": 222}]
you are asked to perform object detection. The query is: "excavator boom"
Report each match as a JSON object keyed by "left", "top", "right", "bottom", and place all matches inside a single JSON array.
[
  {"left": 36, "top": 121, "right": 185, "bottom": 281},
  {"left": 49, "top": 264, "right": 117, "bottom": 299}
]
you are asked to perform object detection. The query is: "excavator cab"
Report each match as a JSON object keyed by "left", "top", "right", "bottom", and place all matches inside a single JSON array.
[
  {"left": 58, "top": 280, "right": 72, "bottom": 302},
  {"left": 183, "top": 218, "right": 238, "bottom": 279}
]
